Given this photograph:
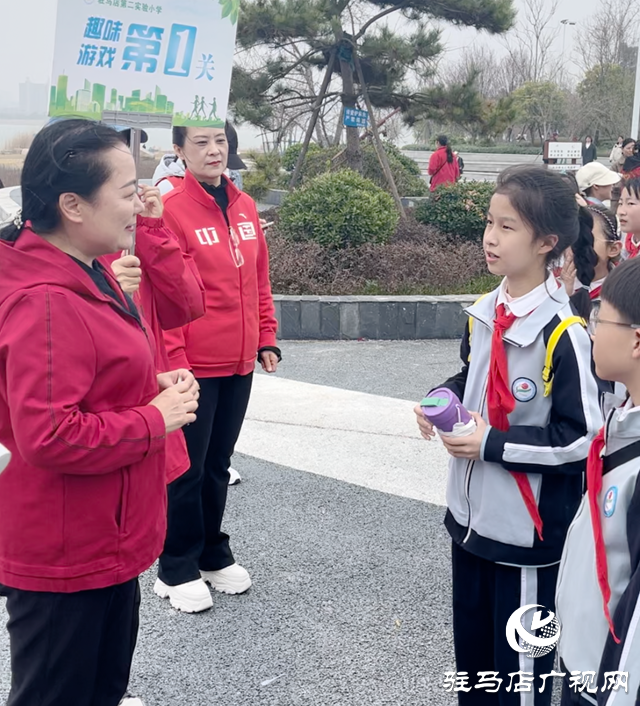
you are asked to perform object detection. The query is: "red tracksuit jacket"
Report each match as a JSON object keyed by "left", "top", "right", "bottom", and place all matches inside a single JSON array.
[
  {"left": 162, "top": 171, "right": 278, "bottom": 377},
  {"left": 428, "top": 145, "right": 460, "bottom": 191},
  {"left": 102, "top": 216, "right": 205, "bottom": 483},
  {"left": 0, "top": 228, "right": 167, "bottom": 592}
]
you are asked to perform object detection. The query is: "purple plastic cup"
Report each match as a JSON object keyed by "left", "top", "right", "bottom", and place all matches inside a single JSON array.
[{"left": 420, "top": 388, "right": 473, "bottom": 433}]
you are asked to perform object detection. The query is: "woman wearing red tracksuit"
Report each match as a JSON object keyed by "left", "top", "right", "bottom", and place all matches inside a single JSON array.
[
  {"left": 0, "top": 120, "right": 199, "bottom": 705},
  {"left": 153, "top": 125, "right": 280, "bottom": 613},
  {"left": 106, "top": 185, "right": 206, "bottom": 484},
  {"left": 428, "top": 135, "right": 460, "bottom": 191}
]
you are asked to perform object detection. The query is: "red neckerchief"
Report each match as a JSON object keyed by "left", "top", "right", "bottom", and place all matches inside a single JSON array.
[
  {"left": 625, "top": 233, "right": 640, "bottom": 259},
  {"left": 488, "top": 304, "right": 544, "bottom": 540},
  {"left": 589, "top": 285, "right": 602, "bottom": 301},
  {"left": 587, "top": 428, "right": 620, "bottom": 643}
]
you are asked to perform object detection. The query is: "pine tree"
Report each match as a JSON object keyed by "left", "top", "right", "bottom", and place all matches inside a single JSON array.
[{"left": 233, "top": 0, "right": 515, "bottom": 170}]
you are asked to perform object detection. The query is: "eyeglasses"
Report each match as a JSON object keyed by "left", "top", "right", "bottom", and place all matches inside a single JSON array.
[
  {"left": 588, "top": 311, "right": 640, "bottom": 336},
  {"left": 228, "top": 227, "right": 244, "bottom": 268}
]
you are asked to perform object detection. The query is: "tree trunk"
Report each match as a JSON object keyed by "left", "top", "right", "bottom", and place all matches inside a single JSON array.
[{"left": 337, "top": 36, "right": 363, "bottom": 173}]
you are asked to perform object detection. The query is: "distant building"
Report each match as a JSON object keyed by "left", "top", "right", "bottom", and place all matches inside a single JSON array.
[{"left": 19, "top": 79, "right": 48, "bottom": 117}]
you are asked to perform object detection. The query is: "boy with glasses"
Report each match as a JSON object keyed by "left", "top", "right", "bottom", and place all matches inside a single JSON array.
[{"left": 556, "top": 258, "right": 640, "bottom": 704}]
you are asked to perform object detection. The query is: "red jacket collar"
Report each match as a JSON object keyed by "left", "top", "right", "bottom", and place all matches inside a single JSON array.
[
  {"left": 183, "top": 170, "right": 243, "bottom": 210},
  {"left": 0, "top": 227, "right": 126, "bottom": 309}
]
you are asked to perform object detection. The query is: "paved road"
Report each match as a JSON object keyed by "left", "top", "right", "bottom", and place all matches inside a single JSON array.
[
  {"left": 0, "top": 341, "right": 563, "bottom": 705},
  {"left": 403, "top": 149, "right": 612, "bottom": 183}
]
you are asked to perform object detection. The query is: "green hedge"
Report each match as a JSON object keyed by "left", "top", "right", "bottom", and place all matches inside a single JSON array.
[
  {"left": 281, "top": 142, "right": 428, "bottom": 197},
  {"left": 278, "top": 169, "right": 399, "bottom": 249},
  {"left": 415, "top": 180, "right": 495, "bottom": 243}
]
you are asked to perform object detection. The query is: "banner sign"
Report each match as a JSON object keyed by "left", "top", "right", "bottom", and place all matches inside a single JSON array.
[{"left": 48, "top": 0, "right": 238, "bottom": 127}]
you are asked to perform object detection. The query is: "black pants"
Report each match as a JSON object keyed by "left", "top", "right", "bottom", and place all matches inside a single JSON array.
[
  {"left": 159, "top": 373, "right": 253, "bottom": 585},
  {"left": 451, "top": 542, "right": 560, "bottom": 706},
  {"left": 0, "top": 578, "right": 140, "bottom": 706}
]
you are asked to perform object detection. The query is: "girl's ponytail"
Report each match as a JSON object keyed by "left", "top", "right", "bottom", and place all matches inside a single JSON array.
[
  {"left": 570, "top": 206, "right": 598, "bottom": 320},
  {"left": 437, "top": 135, "right": 454, "bottom": 164}
]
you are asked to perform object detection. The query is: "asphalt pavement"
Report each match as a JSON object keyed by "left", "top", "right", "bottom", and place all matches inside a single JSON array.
[{"left": 0, "top": 340, "right": 563, "bottom": 705}]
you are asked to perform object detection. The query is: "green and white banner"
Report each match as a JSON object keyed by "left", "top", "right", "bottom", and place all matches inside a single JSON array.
[{"left": 48, "top": 0, "right": 238, "bottom": 126}]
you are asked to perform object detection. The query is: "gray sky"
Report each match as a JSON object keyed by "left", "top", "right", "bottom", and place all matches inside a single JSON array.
[{"left": 0, "top": 0, "right": 601, "bottom": 148}]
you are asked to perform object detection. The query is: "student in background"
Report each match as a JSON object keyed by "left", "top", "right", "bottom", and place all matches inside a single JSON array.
[
  {"left": 618, "top": 177, "right": 640, "bottom": 260},
  {"left": 414, "top": 165, "right": 601, "bottom": 706},
  {"left": 556, "top": 257, "right": 640, "bottom": 705},
  {"left": 582, "top": 136, "right": 597, "bottom": 165},
  {"left": 428, "top": 135, "right": 460, "bottom": 191},
  {"left": 576, "top": 162, "right": 620, "bottom": 208}
]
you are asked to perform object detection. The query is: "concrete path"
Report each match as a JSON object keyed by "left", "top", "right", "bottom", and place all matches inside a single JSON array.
[{"left": 0, "top": 341, "right": 564, "bottom": 705}]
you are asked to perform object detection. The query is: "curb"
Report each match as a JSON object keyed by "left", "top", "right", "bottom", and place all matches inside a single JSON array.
[{"left": 273, "top": 294, "right": 477, "bottom": 340}]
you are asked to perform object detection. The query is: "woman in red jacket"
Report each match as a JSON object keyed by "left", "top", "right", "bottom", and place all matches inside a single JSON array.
[
  {"left": 428, "top": 134, "right": 460, "bottom": 191},
  {"left": 107, "top": 184, "right": 206, "bottom": 485},
  {"left": 0, "top": 119, "right": 199, "bottom": 706},
  {"left": 153, "top": 125, "right": 280, "bottom": 613}
]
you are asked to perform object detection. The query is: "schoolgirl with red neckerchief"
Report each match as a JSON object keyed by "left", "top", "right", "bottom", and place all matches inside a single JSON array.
[
  {"left": 568, "top": 204, "right": 622, "bottom": 307},
  {"left": 415, "top": 166, "right": 602, "bottom": 706},
  {"left": 618, "top": 177, "right": 640, "bottom": 261},
  {"left": 556, "top": 258, "right": 640, "bottom": 705}
]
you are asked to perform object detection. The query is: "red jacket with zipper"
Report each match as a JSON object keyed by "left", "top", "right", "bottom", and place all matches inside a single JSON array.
[
  {"left": 102, "top": 216, "right": 205, "bottom": 483},
  {"left": 428, "top": 145, "right": 460, "bottom": 191},
  {"left": 162, "top": 171, "right": 278, "bottom": 377},
  {"left": 0, "top": 228, "right": 167, "bottom": 593}
]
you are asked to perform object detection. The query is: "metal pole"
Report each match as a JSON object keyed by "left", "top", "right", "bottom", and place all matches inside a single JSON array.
[
  {"left": 632, "top": 43, "right": 640, "bottom": 140},
  {"left": 129, "top": 126, "right": 141, "bottom": 255}
]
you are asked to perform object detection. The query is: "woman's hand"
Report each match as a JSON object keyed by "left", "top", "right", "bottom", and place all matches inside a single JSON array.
[
  {"left": 157, "top": 369, "right": 199, "bottom": 398},
  {"left": 440, "top": 412, "right": 487, "bottom": 460},
  {"left": 560, "top": 249, "right": 576, "bottom": 297},
  {"left": 414, "top": 403, "right": 436, "bottom": 440},
  {"left": 139, "top": 184, "right": 163, "bottom": 219},
  {"left": 149, "top": 377, "right": 198, "bottom": 433},
  {"left": 259, "top": 350, "right": 279, "bottom": 373},
  {"left": 111, "top": 255, "right": 142, "bottom": 294}
]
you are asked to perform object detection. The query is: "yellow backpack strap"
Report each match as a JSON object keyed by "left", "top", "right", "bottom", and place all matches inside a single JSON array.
[{"left": 542, "top": 316, "right": 586, "bottom": 397}]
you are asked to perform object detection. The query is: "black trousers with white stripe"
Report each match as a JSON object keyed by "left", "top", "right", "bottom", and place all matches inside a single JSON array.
[{"left": 451, "top": 542, "right": 560, "bottom": 706}]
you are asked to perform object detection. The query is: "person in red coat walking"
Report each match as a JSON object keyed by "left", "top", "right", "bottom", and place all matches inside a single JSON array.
[
  {"left": 153, "top": 125, "right": 280, "bottom": 613},
  {"left": 0, "top": 119, "right": 199, "bottom": 706},
  {"left": 106, "top": 185, "right": 206, "bottom": 485},
  {"left": 428, "top": 135, "right": 460, "bottom": 191}
]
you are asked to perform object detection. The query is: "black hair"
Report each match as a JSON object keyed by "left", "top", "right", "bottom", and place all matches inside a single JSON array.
[
  {"left": 601, "top": 257, "right": 640, "bottom": 325},
  {"left": 622, "top": 137, "right": 636, "bottom": 151},
  {"left": 495, "top": 165, "right": 597, "bottom": 319},
  {"left": 437, "top": 134, "right": 454, "bottom": 163},
  {"left": 0, "top": 119, "right": 126, "bottom": 243},
  {"left": 558, "top": 171, "right": 579, "bottom": 195},
  {"left": 623, "top": 176, "right": 640, "bottom": 200},
  {"left": 587, "top": 203, "right": 619, "bottom": 243},
  {"left": 172, "top": 126, "right": 187, "bottom": 148}
]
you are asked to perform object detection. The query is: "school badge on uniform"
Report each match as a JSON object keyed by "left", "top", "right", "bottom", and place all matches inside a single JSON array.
[
  {"left": 603, "top": 487, "right": 618, "bottom": 518},
  {"left": 512, "top": 378, "right": 537, "bottom": 403}
]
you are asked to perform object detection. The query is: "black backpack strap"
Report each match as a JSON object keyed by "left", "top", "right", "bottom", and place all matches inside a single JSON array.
[{"left": 603, "top": 440, "right": 640, "bottom": 475}]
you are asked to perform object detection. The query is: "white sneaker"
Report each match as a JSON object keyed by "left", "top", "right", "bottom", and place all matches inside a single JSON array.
[
  {"left": 228, "top": 466, "right": 242, "bottom": 485},
  {"left": 201, "top": 563, "right": 252, "bottom": 594},
  {"left": 153, "top": 577, "right": 213, "bottom": 613},
  {"left": 120, "top": 699, "right": 145, "bottom": 706}
]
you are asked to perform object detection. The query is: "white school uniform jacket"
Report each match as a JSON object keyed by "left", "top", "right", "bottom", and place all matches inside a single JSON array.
[
  {"left": 442, "top": 277, "right": 602, "bottom": 566},
  {"left": 556, "top": 399, "right": 640, "bottom": 705}
]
